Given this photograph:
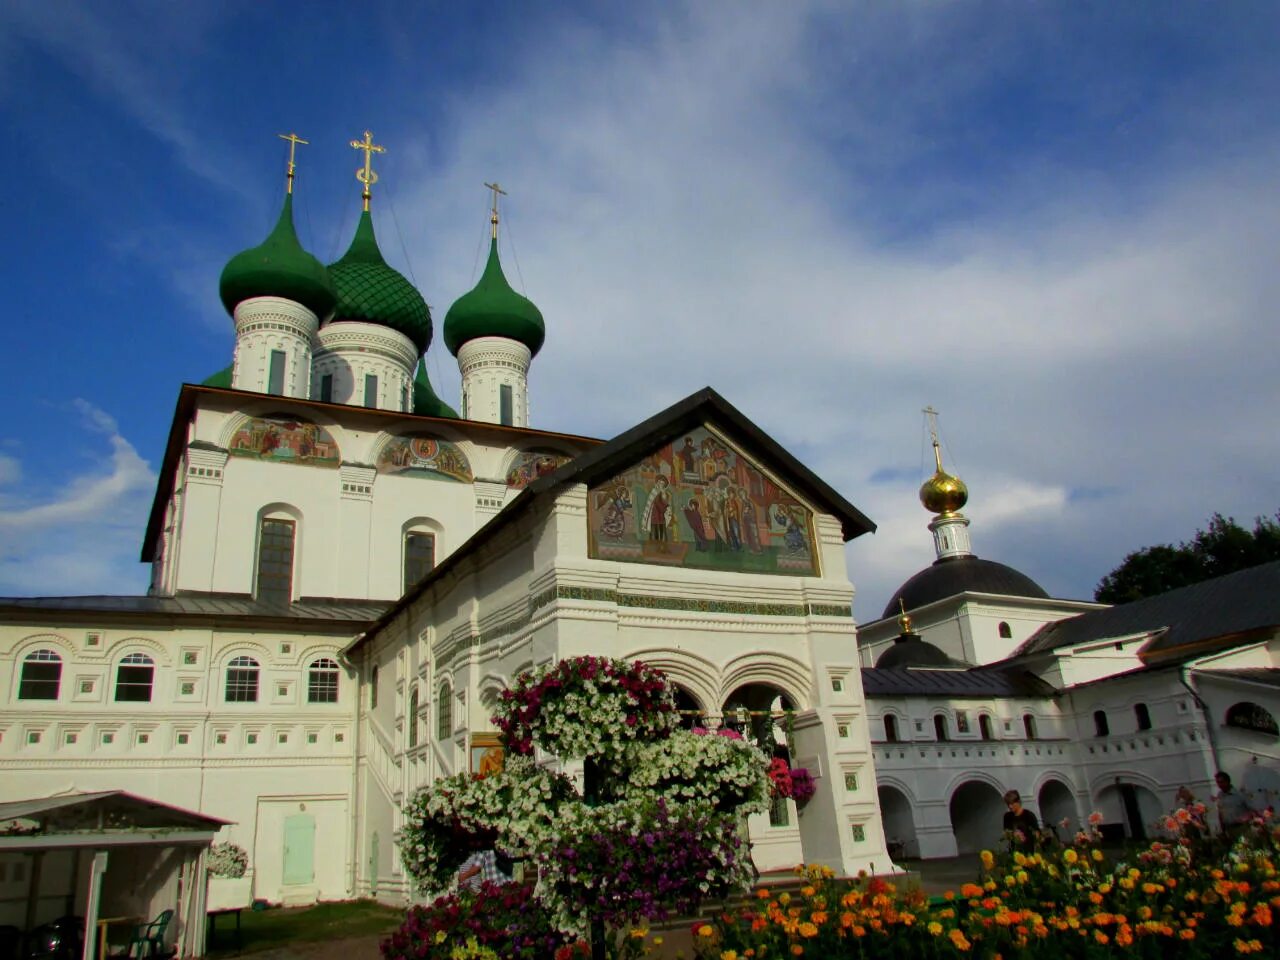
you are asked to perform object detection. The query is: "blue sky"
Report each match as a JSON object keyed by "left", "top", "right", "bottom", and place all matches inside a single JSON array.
[{"left": 2, "top": 1, "right": 1278, "bottom": 617}]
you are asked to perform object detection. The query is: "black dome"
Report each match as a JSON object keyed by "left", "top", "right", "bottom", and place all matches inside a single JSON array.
[
  {"left": 875, "top": 635, "right": 964, "bottom": 669},
  {"left": 882, "top": 556, "right": 1048, "bottom": 620}
]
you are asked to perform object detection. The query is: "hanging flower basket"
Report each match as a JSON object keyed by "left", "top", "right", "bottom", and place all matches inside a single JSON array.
[
  {"left": 623, "top": 729, "right": 771, "bottom": 815},
  {"left": 492, "top": 656, "right": 677, "bottom": 760}
]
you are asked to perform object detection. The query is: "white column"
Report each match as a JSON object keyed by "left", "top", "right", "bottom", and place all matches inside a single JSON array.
[
  {"left": 231, "top": 297, "right": 320, "bottom": 398},
  {"left": 456, "top": 337, "right": 531, "bottom": 427}
]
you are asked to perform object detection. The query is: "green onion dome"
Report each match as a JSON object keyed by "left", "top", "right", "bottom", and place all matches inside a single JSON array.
[
  {"left": 201, "top": 364, "right": 233, "bottom": 388},
  {"left": 327, "top": 211, "right": 433, "bottom": 353},
  {"left": 443, "top": 239, "right": 544, "bottom": 357},
  {"left": 219, "top": 194, "right": 337, "bottom": 319},
  {"left": 412, "top": 362, "right": 458, "bottom": 418}
]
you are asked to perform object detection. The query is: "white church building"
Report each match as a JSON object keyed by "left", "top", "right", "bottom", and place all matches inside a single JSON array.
[
  {"left": 0, "top": 143, "right": 893, "bottom": 928},
  {"left": 2, "top": 137, "right": 1278, "bottom": 944}
]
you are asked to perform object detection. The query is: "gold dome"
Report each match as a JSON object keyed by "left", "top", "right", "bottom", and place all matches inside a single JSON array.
[{"left": 919, "top": 469, "right": 968, "bottom": 514}]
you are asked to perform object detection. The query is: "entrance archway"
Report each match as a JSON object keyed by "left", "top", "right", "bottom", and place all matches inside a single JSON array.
[
  {"left": 721, "top": 683, "right": 795, "bottom": 757},
  {"left": 672, "top": 684, "right": 705, "bottom": 730},
  {"left": 878, "top": 785, "right": 919, "bottom": 860},
  {"left": 949, "top": 780, "right": 1006, "bottom": 855},
  {"left": 1038, "top": 779, "right": 1077, "bottom": 841},
  {"left": 1095, "top": 782, "right": 1162, "bottom": 840}
]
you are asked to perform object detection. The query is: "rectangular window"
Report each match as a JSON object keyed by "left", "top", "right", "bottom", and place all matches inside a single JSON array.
[
  {"left": 851, "top": 824, "right": 866, "bottom": 843},
  {"left": 768, "top": 793, "right": 790, "bottom": 827},
  {"left": 404, "top": 532, "right": 436, "bottom": 593},
  {"left": 256, "top": 518, "right": 295, "bottom": 603},
  {"left": 364, "top": 374, "right": 379, "bottom": 408},
  {"left": 268, "top": 350, "right": 286, "bottom": 395},
  {"left": 320, "top": 374, "right": 333, "bottom": 403},
  {"left": 499, "top": 384, "right": 513, "bottom": 425}
]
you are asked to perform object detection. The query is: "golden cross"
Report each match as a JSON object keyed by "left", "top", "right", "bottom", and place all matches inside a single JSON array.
[
  {"left": 350, "top": 130, "right": 385, "bottom": 211},
  {"left": 922, "top": 406, "right": 943, "bottom": 471},
  {"left": 484, "top": 181, "right": 507, "bottom": 239},
  {"left": 277, "top": 132, "right": 308, "bottom": 194}
]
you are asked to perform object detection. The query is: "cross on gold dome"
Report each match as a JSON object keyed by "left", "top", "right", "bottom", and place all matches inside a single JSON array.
[
  {"left": 923, "top": 405, "right": 944, "bottom": 471},
  {"left": 350, "top": 130, "right": 385, "bottom": 211},
  {"left": 277, "top": 132, "right": 308, "bottom": 194},
  {"left": 485, "top": 181, "right": 507, "bottom": 239}
]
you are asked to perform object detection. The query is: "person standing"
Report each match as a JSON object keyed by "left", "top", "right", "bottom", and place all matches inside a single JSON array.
[
  {"left": 1214, "top": 771, "right": 1256, "bottom": 839},
  {"left": 457, "top": 847, "right": 511, "bottom": 892},
  {"left": 1002, "top": 790, "right": 1040, "bottom": 850}
]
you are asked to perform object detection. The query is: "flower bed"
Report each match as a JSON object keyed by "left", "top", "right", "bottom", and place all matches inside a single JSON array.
[
  {"left": 381, "top": 880, "right": 579, "bottom": 960},
  {"left": 692, "top": 818, "right": 1280, "bottom": 959}
]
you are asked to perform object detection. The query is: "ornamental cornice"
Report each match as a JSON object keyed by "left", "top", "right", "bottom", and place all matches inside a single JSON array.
[
  {"left": 0, "top": 755, "right": 352, "bottom": 770},
  {"left": 315, "top": 323, "right": 417, "bottom": 369},
  {"left": 234, "top": 297, "right": 319, "bottom": 336}
]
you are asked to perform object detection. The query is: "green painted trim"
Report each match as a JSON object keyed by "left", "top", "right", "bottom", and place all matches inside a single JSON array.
[{"left": 807, "top": 603, "right": 853, "bottom": 618}]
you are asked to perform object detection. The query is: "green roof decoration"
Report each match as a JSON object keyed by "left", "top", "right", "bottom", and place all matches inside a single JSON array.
[
  {"left": 443, "top": 238, "right": 545, "bottom": 357},
  {"left": 328, "top": 211, "right": 433, "bottom": 353},
  {"left": 219, "top": 194, "right": 337, "bottom": 319},
  {"left": 201, "top": 365, "right": 233, "bottom": 389},
  {"left": 413, "top": 362, "right": 459, "bottom": 418}
]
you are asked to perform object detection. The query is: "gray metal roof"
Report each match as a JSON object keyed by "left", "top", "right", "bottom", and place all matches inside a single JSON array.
[
  {"left": 861, "top": 666, "right": 1057, "bottom": 699},
  {"left": 0, "top": 592, "right": 388, "bottom": 625},
  {"left": 1194, "top": 668, "right": 1280, "bottom": 689},
  {"left": 1012, "top": 561, "right": 1280, "bottom": 659}
]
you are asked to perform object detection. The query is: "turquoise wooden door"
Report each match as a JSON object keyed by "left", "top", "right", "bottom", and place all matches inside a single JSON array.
[{"left": 282, "top": 814, "right": 315, "bottom": 885}]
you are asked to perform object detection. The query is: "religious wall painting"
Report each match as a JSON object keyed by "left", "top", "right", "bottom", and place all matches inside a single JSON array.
[
  {"left": 376, "top": 434, "right": 473, "bottom": 483},
  {"left": 505, "top": 449, "right": 573, "bottom": 490},
  {"left": 227, "top": 415, "right": 340, "bottom": 468},
  {"left": 586, "top": 425, "right": 819, "bottom": 576}
]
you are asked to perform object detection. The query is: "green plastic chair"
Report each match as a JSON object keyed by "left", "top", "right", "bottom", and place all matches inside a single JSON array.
[{"left": 123, "top": 910, "right": 173, "bottom": 959}]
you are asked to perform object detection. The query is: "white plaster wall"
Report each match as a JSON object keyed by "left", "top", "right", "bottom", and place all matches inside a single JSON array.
[
  {"left": 162, "top": 399, "right": 595, "bottom": 603},
  {"left": 0, "top": 621, "right": 359, "bottom": 905},
  {"left": 457, "top": 337, "right": 531, "bottom": 427},
  {"left": 313, "top": 322, "right": 417, "bottom": 412},
  {"left": 232, "top": 297, "right": 319, "bottom": 399}
]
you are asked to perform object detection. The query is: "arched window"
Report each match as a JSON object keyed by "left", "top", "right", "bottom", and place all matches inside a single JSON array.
[
  {"left": 308, "top": 658, "right": 340, "bottom": 704},
  {"left": 1134, "top": 702, "right": 1152, "bottom": 731},
  {"left": 437, "top": 683, "right": 452, "bottom": 740},
  {"left": 979, "top": 715, "right": 994, "bottom": 741},
  {"left": 1023, "top": 714, "right": 1037, "bottom": 740},
  {"left": 1093, "top": 710, "right": 1110, "bottom": 737},
  {"left": 403, "top": 531, "right": 436, "bottom": 593},
  {"left": 998, "top": 622, "right": 1012, "bottom": 639},
  {"left": 408, "top": 687, "right": 420, "bottom": 748},
  {"left": 1225, "top": 701, "right": 1280, "bottom": 736},
  {"left": 884, "top": 714, "right": 899, "bottom": 743},
  {"left": 18, "top": 650, "right": 62, "bottom": 700},
  {"left": 370, "top": 666, "right": 379, "bottom": 709},
  {"left": 225, "top": 656, "right": 260, "bottom": 702},
  {"left": 256, "top": 517, "right": 296, "bottom": 603},
  {"left": 933, "top": 715, "right": 949, "bottom": 742},
  {"left": 114, "top": 653, "right": 154, "bottom": 702}
]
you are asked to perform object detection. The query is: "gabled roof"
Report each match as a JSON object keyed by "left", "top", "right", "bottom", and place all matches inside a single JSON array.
[
  {"left": 0, "top": 790, "right": 229, "bottom": 849},
  {"left": 862, "top": 666, "right": 1057, "bottom": 699},
  {"left": 1011, "top": 561, "right": 1280, "bottom": 661},
  {"left": 345, "top": 387, "right": 875, "bottom": 655}
]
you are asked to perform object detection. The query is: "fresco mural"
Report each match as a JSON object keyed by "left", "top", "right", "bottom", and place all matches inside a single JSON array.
[
  {"left": 506, "top": 449, "right": 573, "bottom": 489},
  {"left": 227, "top": 415, "right": 340, "bottom": 467},
  {"left": 377, "top": 434, "right": 473, "bottom": 483},
  {"left": 587, "top": 426, "right": 818, "bottom": 576}
]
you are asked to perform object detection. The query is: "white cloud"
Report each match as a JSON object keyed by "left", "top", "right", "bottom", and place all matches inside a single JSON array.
[{"left": 0, "top": 401, "right": 154, "bottom": 596}]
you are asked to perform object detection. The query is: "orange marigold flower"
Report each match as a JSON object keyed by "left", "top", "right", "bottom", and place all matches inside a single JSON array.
[
  {"left": 799, "top": 923, "right": 819, "bottom": 938},
  {"left": 790, "top": 947, "right": 804, "bottom": 957},
  {"left": 756, "top": 888, "right": 771, "bottom": 899},
  {"left": 1180, "top": 929, "right": 1195, "bottom": 940},
  {"left": 697, "top": 925, "right": 714, "bottom": 937},
  {"left": 1094, "top": 931, "right": 1110, "bottom": 945}
]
